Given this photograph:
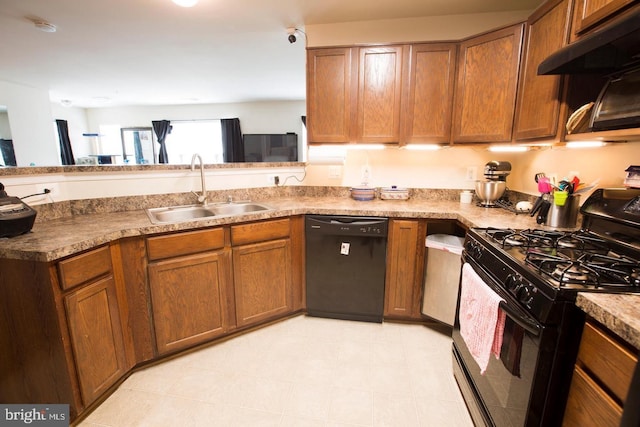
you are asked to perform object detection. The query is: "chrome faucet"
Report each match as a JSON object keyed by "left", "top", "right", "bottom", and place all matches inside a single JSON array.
[{"left": 190, "top": 153, "right": 207, "bottom": 206}]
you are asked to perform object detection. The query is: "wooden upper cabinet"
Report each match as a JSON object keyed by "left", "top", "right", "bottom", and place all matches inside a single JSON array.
[
  {"left": 452, "top": 24, "right": 525, "bottom": 143},
  {"left": 514, "top": 0, "right": 572, "bottom": 141},
  {"left": 307, "top": 48, "right": 355, "bottom": 143},
  {"left": 572, "top": 0, "right": 637, "bottom": 36},
  {"left": 401, "top": 43, "right": 457, "bottom": 144},
  {"left": 355, "top": 45, "right": 404, "bottom": 143}
]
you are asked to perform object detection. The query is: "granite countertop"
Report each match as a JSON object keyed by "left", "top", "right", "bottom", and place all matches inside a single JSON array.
[
  {"left": 1, "top": 196, "right": 549, "bottom": 262},
  {"left": 576, "top": 293, "right": 640, "bottom": 350},
  {"left": 5, "top": 193, "right": 640, "bottom": 348}
]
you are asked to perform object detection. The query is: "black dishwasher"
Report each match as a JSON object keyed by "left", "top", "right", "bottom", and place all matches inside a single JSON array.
[{"left": 305, "top": 215, "right": 388, "bottom": 323}]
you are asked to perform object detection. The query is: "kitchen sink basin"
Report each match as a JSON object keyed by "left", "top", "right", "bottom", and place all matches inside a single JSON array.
[
  {"left": 146, "top": 202, "right": 271, "bottom": 224},
  {"left": 209, "top": 202, "right": 270, "bottom": 216}
]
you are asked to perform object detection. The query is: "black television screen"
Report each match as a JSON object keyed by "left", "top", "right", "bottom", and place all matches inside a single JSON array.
[{"left": 242, "top": 133, "right": 298, "bottom": 162}]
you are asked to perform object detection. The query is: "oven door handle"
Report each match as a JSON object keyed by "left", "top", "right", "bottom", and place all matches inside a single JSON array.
[
  {"left": 463, "top": 258, "right": 543, "bottom": 337},
  {"left": 498, "top": 301, "right": 542, "bottom": 337}
]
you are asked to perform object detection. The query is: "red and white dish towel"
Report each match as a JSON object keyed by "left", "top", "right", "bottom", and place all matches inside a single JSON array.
[{"left": 459, "top": 263, "right": 506, "bottom": 374}]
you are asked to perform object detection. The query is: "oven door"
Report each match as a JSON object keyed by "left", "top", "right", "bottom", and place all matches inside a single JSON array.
[{"left": 452, "top": 257, "right": 555, "bottom": 427}]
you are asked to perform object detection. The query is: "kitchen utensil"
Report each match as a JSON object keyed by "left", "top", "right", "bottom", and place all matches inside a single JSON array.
[
  {"left": 536, "top": 199, "right": 551, "bottom": 224},
  {"left": 475, "top": 180, "right": 506, "bottom": 207},
  {"left": 537, "top": 177, "right": 552, "bottom": 193},
  {"left": 573, "top": 178, "right": 601, "bottom": 195},
  {"left": 530, "top": 196, "right": 544, "bottom": 217},
  {"left": 554, "top": 191, "right": 569, "bottom": 206}
]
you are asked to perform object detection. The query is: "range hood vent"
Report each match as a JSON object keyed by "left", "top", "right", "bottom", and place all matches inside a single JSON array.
[{"left": 538, "top": 8, "right": 640, "bottom": 75}]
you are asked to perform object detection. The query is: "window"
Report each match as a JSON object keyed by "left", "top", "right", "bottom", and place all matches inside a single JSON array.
[{"left": 164, "top": 120, "right": 223, "bottom": 164}]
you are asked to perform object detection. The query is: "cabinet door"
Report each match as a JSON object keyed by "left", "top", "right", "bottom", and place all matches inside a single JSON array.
[
  {"left": 452, "top": 24, "right": 524, "bottom": 143},
  {"left": 401, "top": 43, "right": 457, "bottom": 144},
  {"left": 563, "top": 366, "right": 622, "bottom": 427},
  {"left": 356, "top": 45, "right": 404, "bottom": 143},
  {"left": 384, "top": 219, "right": 426, "bottom": 320},
  {"left": 233, "top": 239, "right": 292, "bottom": 327},
  {"left": 572, "top": 0, "right": 636, "bottom": 35},
  {"left": 148, "top": 251, "right": 231, "bottom": 355},
  {"left": 307, "top": 48, "right": 355, "bottom": 143},
  {"left": 514, "top": 0, "right": 572, "bottom": 141},
  {"left": 65, "top": 276, "right": 127, "bottom": 405}
]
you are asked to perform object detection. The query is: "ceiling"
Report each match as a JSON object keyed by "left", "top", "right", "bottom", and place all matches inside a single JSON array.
[{"left": 0, "top": 0, "right": 542, "bottom": 108}]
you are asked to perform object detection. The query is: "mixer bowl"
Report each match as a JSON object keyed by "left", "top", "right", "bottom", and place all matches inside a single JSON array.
[{"left": 475, "top": 180, "right": 506, "bottom": 206}]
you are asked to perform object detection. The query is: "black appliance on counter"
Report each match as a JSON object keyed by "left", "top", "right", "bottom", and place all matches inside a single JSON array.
[
  {"left": 452, "top": 188, "right": 640, "bottom": 426},
  {"left": 0, "top": 183, "right": 37, "bottom": 238},
  {"left": 305, "top": 215, "right": 388, "bottom": 323}
]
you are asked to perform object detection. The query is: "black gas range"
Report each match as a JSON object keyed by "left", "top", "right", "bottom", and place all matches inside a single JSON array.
[{"left": 453, "top": 188, "right": 640, "bottom": 427}]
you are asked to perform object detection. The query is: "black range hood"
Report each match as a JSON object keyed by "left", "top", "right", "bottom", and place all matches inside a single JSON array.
[{"left": 538, "top": 8, "right": 640, "bottom": 75}]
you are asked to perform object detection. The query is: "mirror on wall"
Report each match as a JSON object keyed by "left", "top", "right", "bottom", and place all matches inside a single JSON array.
[{"left": 0, "top": 107, "right": 16, "bottom": 167}]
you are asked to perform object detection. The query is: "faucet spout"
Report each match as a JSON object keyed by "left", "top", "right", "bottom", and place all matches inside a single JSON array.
[{"left": 190, "top": 153, "right": 207, "bottom": 206}]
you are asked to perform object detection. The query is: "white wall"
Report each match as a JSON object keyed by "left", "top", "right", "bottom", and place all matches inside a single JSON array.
[
  {"left": 84, "top": 101, "right": 306, "bottom": 135},
  {"left": 304, "top": 11, "right": 533, "bottom": 47},
  {"left": 305, "top": 146, "right": 496, "bottom": 190},
  {"left": 0, "top": 111, "right": 11, "bottom": 139},
  {"left": 0, "top": 80, "right": 59, "bottom": 166},
  {"left": 0, "top": 166, "right": 306, "bottom": 205}
]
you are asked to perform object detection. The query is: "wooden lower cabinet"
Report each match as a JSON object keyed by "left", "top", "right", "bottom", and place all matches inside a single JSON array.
[
  {"left": 384, "top": 219, "right": 427, "bottom": 320},
  {"left": 64, "top": 276, "right": 128, "bottom": 405},
  {"left": 148, "top": 250, "right": 232, "bottom": 355},
  {"left": 233, "top": 239, "right": 293, "bottom": 327},
  {"left": 563, "top": 319, "right": 638, "bottom": 426}
]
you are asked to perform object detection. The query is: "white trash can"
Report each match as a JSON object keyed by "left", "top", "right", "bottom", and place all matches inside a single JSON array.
[{"left": 421, "top": 234, "right": 465, "bottom": 327}]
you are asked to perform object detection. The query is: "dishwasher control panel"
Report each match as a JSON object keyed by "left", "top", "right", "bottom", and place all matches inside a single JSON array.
[{"left": 306, "top": 215, "right": 388, "bottom": 237}]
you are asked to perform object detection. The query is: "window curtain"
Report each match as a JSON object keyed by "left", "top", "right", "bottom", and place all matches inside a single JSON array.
[
  {"left": 152, "top": 120, "right": 171, "bottom": 164},
  {"left": 221, "top": 118, "right": 244, "bottom": 162},
  {"left": 55, "top": 119, "right": 75, "bottom": 165}
]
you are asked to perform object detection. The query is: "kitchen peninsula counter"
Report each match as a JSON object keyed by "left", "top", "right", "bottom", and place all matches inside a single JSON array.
[{"left": 0, "top": 195, "right": 551, "bottom": 262}]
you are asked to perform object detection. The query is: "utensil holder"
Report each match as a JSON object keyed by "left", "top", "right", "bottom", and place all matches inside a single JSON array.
[{"left": 545, "top": 194, "right": 580, "bottom": 228}]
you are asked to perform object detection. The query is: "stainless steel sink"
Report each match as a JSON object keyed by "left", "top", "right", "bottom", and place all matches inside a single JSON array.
[
  {"left": 146, "top": 202, "right": 271, "bottom": 224},
  {"left": 210, "top": 203, "right": 270, "bottom": 216}
]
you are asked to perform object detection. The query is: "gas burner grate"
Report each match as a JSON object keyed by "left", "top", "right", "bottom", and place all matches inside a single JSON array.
[
  {"left": 525, "top": 249, "right": 640, "bottom": 288},
  {"left": 579, "top": 253, "right": 640, "bottom": 287}
]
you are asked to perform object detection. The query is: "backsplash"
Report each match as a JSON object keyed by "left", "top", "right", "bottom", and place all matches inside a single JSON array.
[{"left": 30, "top": 186, "right": 529, "bottom": 222}]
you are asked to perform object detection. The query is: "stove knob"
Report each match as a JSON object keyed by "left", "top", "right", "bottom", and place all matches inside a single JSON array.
[
  {"left": 518, "top": 284, "right": 535, "bottom": 307},
  {"left": 506, "top": 274, "right": 520, "bottom": 293}
]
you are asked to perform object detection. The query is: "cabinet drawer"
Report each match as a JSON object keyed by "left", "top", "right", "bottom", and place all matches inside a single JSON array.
[
  {"left": 58, "top": 245, "right": 112, "bottom": 290},
  {"left": 563, "top": 366, "right": 622, "bottom": 427},
  {"left": 147, "top": 228, "right": 225, "bottom": 261},
  {"left": 577, "top": 321, "right": 638, "bottom": 402},
  {"left": 231, "top": 218, "right": 290, "bottom": 246}
]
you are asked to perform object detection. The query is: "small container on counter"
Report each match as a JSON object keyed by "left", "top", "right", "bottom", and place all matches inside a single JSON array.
[
  {"left": 380, "top": 186, "right": 410, "bottom": 200},
  {"left": 460, "top": 190, "right": 473, "bottom": 204},
  {"left": 350, "top": 187, "right": 376, "bottom": 201}
]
